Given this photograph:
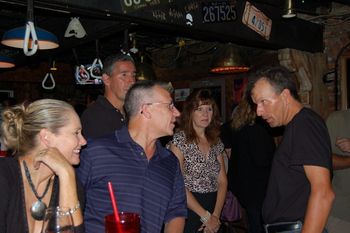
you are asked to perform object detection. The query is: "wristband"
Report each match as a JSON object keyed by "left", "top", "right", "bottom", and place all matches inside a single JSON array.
[{"left": 200, "top": 210, "right": 211, "bottom": 224}]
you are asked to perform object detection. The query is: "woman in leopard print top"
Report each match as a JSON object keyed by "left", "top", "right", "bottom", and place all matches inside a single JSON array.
[{"left": 169, "top": 89, "right": 227, "bottom": 233}]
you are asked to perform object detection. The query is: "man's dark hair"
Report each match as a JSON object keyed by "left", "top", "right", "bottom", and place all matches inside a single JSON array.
[
  {"left": 246, "top": 65, "right": 300, "bottom": 101},
  {"left": 102, "top": 53, "right": 135, "bottom": 76}
]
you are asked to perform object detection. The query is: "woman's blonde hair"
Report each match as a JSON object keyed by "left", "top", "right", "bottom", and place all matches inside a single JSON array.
[
  {"left": 1, "top": 99, "right": 74, "bottom": 156},
  {"left": 231, "top": 93, "right": 256, "bottom": 130}
]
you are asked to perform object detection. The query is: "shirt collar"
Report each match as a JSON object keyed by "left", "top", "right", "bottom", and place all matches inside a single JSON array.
[
  {"left": 97, "top": 95, "right": 121, "bottom": 111},
  {"left": 115, "top": 126, "right": 170, "bottom": 160}
]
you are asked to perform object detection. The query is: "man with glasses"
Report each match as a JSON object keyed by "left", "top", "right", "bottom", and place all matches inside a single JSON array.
[
  {"left": 77, "top": 80, "right": 187, "bottom": 233},
  {"left": 247, "top": 65, "right": 334, "bottom": 233},
  {"left": 81, "top": 53, "right": 136, "bottom": 139}
]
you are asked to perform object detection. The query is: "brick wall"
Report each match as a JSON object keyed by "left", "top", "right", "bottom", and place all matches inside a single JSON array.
[{"left": 324, "top": 12, "right": 350, "bottom": 112}]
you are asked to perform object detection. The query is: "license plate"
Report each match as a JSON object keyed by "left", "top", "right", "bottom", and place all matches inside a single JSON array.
[
  {"left": 202, "top": 1, "right": 237, "bottom": 24},
  {"left": 242, "top": 1, "right": 272, "bottom": 40}
]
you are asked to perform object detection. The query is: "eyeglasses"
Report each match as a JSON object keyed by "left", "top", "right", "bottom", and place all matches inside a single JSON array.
[{"left": 145, "top": 101, "right": 175, "bottom": 110}]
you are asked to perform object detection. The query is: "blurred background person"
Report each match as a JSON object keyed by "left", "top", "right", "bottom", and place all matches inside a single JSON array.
[
  {"left": 326, "top": 109, "right": 350, "bottom": 233},
  {"left": 81, "top": 53, "right": 136, "bottom": 139},
  {"left": 0, "top": 99, "right": 86, "bottom": 233},
  {"left": 169, "top": 89, "right": 227, "bottom": 233},
  {"left": 222, "top": 93, "right": 275, "bottom": 233}
]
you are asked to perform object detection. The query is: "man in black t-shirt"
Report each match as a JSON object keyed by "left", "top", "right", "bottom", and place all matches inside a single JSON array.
[
  {"left": 247, "top": 65, "right": 334, "bottom": 233},
  {"left": 81, "top": 53, "right": 136, "bottom": 139}
]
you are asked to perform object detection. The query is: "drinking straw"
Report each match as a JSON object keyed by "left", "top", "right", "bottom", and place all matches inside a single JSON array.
[{"left": 108, "top": 182, "right": 123, "bottom": 233}]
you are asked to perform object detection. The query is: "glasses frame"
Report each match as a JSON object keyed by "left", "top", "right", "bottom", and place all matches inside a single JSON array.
[{"left": 144, "top": 101, "right": 175, "bottom": 110}]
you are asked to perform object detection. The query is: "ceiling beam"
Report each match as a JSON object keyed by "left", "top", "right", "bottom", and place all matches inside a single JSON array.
[{"left": 1, "top": 0, "right": 324, "bottom": 53}]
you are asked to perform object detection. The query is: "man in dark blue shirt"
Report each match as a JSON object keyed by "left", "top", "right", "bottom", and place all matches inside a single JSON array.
[{"left": 77, "top": 80, "right": 187, "bottom": 233}]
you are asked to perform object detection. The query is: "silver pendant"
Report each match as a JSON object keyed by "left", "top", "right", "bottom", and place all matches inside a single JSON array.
[{"left": 31, "top": 200, "right": 47, "bottom": 221}]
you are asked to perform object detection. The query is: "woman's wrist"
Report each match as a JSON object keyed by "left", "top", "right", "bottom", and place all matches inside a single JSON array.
[
  {"left": 57, "top": 166, "right": 75, "bottom": 179},
  {"left": 58, "top": 202, "right": 80, "bottom": 216},
  {"left": 211, "top": 214, "right": 221, "bottom": 225},
  {"left": 200, "top": 210, "right": 211, "bottom": 224},
  {"left": 212, "top": 212, "right": 220, "bottom": 218}
]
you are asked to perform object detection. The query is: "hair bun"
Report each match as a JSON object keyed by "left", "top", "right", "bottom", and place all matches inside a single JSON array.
[
  {"left": 1, "top": 105, "right": 26, "bottom": 152},
  {"left": 3, "top": 106, "right": 25, "bottom": 126}
]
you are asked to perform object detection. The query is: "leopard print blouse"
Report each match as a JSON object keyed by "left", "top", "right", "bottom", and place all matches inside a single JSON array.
[{"left": 172, "top": 130, "right": 224, "bottom": 193}]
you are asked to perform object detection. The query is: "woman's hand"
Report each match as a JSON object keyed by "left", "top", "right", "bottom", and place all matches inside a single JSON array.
[
  {"left": 33, "top": 148, "right": 74, "bottom": 177},
  {"left": 198, "top": 215, "right": 221, "bottom": 233},
  {"left": 35, "top": 147, "right": 82, "bottom": 226}
]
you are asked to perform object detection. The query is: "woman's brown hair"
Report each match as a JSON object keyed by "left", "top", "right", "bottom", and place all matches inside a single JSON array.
[{"left": 179, "top": 89, "right": 221, "bottom": 145}]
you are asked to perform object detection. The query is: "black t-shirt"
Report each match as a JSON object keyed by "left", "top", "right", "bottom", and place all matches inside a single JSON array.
[
  {"left": 81, "top": 95, "right": 126, "bottom": 140},
  {"left": 262, "top": 108, "right": 332, "bottom": 224},
  {"left": 220, "top": 121, "right": 232, "bottom": 149}
]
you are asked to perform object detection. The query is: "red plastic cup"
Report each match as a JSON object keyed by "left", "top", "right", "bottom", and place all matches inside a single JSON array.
[
  {"left": 0, "top": 151, "right": 7, "bottom": 157},
  {"left": 105, "top": 212, "right": 140, "bottom": 233}
]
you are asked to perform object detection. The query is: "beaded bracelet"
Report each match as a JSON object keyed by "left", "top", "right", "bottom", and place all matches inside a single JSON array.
[
  {"left": 58, "top": 202, "right": 81, "bottom": 216},
  {"left": 200, "top": 210, "right": 211, "bottom": 224}
]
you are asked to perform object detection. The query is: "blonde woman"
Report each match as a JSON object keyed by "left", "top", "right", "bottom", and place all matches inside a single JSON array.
[
  {"left": 223, "top": 94, "right": 275, "bottom": 233},
  {"left": 0, "top": 99, "right": 86, "bottom": 233},
  {"left": 169, "top": 89, "right": 227, "bottom": 233}
]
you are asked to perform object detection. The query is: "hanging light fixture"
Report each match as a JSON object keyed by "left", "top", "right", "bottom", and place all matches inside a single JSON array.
[
  {"left": 210, "top": 44, "right": 249, "bottom": 74},
  {"left": 136, "top": 55, "right": 156, "bottom": 81},
  {"left": 1, "top": 0, "right": 59, "bottom": 56},
  {"left": 282, "top": 0, "right": 296, "bottom": 18},
  {"left": 0, "top": 56, "right": 15, "bottom": 68}
]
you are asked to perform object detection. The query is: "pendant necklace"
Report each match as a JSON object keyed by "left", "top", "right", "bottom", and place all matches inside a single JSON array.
[{"left": 22, "top": 160, "right": 51, "bottom": 221}]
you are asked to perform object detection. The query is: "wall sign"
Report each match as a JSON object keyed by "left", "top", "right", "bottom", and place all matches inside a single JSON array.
[
  {"left": 202, "top": 1, "right": 237, "bottom": 24},
  {"left": 121, "top": 0, "right": 167, "bottom": 13},
  {"left": 242, "top": 1, "right": 272, "bottom": 40}
]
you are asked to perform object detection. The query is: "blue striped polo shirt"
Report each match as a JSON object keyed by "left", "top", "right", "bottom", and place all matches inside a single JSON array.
[{"left": 77, "top": 126, "right": 187, "bottom": 233}]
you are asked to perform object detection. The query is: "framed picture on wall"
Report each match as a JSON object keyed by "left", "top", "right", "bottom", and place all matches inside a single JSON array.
[{"left": 174, "top": 88, "right": 190, "bottom": 102}]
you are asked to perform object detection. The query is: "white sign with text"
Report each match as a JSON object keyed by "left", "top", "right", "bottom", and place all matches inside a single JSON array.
[{"left": 242, "top": 1, "right": 272, "bottom": 40}]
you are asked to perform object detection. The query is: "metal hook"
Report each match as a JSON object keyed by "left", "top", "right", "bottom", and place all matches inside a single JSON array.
[
  {"left": 24, "top": 21, "right": 38, "bottom": 56},
  {"left": 23, "top": 0, "right": 37, "bottom": 56},
  {"left": 90, "top": 40, "right": 103, "bottom": 79},
  {"left": 42, "top": 72, "right": 55, "bottom": 90}
]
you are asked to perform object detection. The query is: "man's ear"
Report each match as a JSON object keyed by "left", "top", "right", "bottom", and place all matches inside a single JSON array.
[
  {"left": 102, "top": 73, "right": 110, "bottom": 86},
  {"left": 281, "top": 89, "right": 291, "bottom": 104},
  {"left": 38, "top": 128, "right": 51, "bottom": 147},
  {"left": 140, "top": 105, "right": 151, "bottom": 119}
]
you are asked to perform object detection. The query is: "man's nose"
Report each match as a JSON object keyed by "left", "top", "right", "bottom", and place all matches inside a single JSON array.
[
  {"left": 173, "top": 107, "right": 181, "bottom": 117},
  {"left": 256, "top": 104, "right": 263, "bottom": 116},
  {"left": 128, "top": 75, "right": 136, "bottom": 84}
]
